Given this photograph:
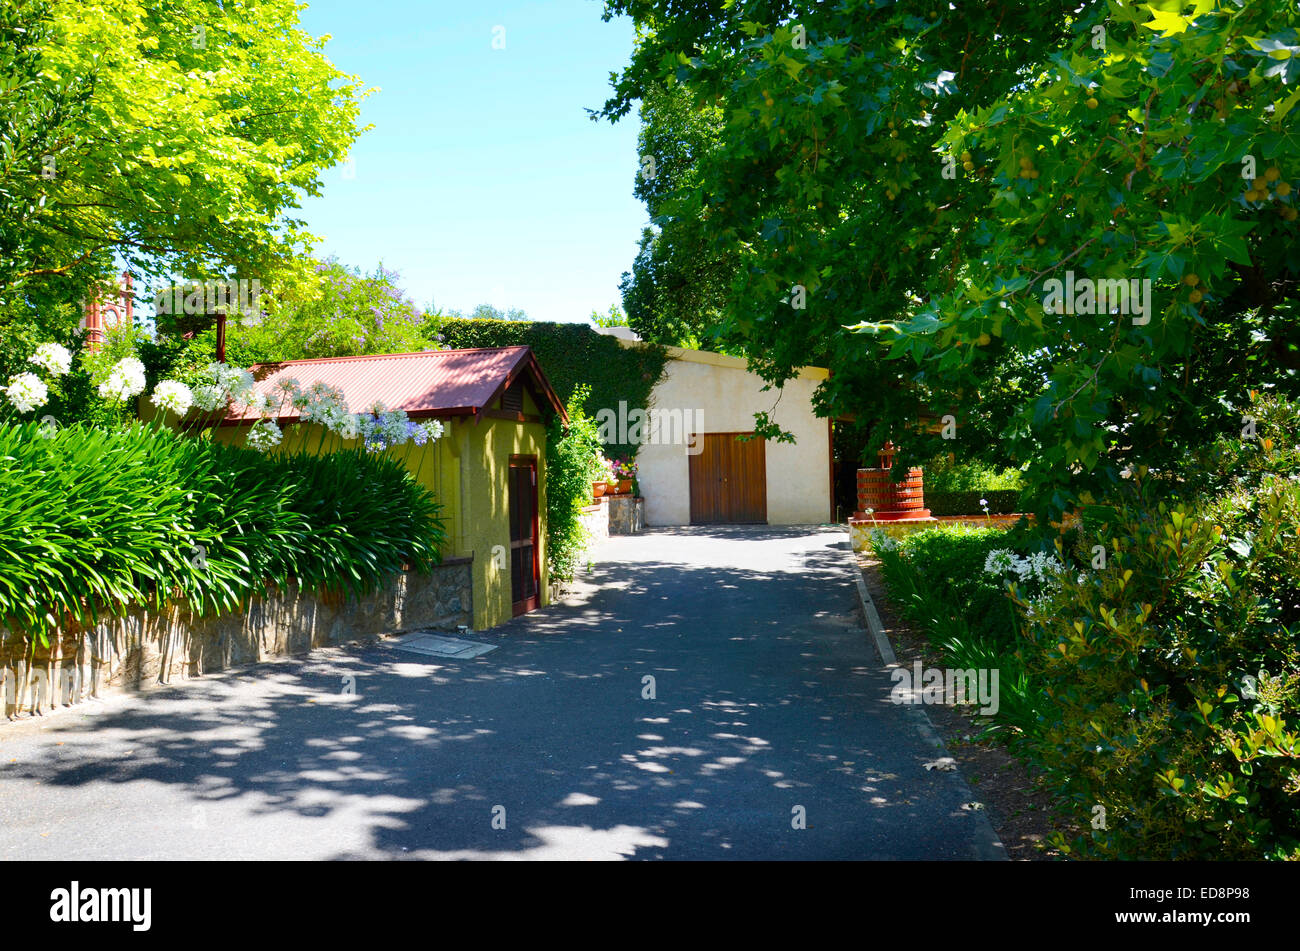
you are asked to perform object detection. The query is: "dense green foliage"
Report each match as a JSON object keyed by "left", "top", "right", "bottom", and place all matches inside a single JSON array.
[
  {"left": 922, "top": 459, "right": 1024, "bottom": 493},
  {"left": 432, "top": 317, "right": 668, "bottom": 459},
  {"left": 545, "top": 385, "right": 606, "bottom": 582},
  {"left": 878, "top": 525, "right": 1023, "bottom": 651},
  {"left": 0, "top": 421, "right": 446, "bottom": 647},
  {"left": 0, "top": 0, "right": 368, "bottom": 312},
  {"left": 874, "top": 524, "right": 1045, "bottom": 736},
  {"left": 925, "top": 490, "right": 1023, "bottom": 517},
  {"left": 600, "top": 0, "right": 1300, "bottom": 521},
  {"left": 619, "top": 83, "right": 738, "bottom": 349},
  {"left": 224, "top": 259, "right": 432, "bottom": 362},
  {"left": 874, "top": 395, "right": 1300, "bottom": 858},
  {"left": 1017, "top": 396, "right": 1300, "bottom": 860},
  {"left": 920, "top": 456, "right": 1025, "bottom": 513}
]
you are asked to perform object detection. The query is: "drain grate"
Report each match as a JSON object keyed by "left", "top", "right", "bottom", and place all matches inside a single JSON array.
[{"left": 389, "top": 632, "right": 497, "bottom": 659}]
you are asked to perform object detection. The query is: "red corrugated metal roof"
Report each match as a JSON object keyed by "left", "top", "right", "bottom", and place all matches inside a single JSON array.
[{"left": 219, "top": 346, "right": 565, "bottom": 424}]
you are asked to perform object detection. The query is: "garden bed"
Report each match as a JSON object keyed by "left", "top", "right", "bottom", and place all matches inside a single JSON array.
[{"left": 855, "top": 547, "right": 1076, "bottom": 861}]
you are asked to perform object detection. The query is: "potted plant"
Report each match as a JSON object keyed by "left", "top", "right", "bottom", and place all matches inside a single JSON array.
[
  {"left": 591, "top": 453, "right": 612, "bottom": 500},
  {"left": 611, "top": 457, "right": 637, "bottom": 495},
  {"left": 601, "top": 455, "right": 616, "bottom": 491}
]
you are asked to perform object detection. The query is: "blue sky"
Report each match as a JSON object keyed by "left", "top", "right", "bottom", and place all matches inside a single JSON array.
[{"left": 292, "top": 0, "right": 646, "bottom": 324}]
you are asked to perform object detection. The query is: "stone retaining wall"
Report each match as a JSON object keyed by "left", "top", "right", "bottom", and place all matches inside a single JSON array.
[
  {"left": 579, "top": 500, "right": 610, "bottom": 543},
  {"left": 608, "top": 496, "right": 644, "bottom": 534},
  {"left": 1, "top": 557, "right": 472, "bottom": 719},
  {"left": 579, "top": 495, "right": 644, "bottom": 540}
]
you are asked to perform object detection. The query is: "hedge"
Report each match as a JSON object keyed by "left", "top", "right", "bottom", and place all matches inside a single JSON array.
[
  {"left": 924, "top": 488, "right": 1022, "bottom": 516},
  {"left": 432, "top": 318, "right": 668, "bottom": 458}
]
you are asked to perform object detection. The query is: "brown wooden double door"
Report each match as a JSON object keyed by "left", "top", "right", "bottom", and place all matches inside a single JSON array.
[
  {"left": 508, "top": 456, "right": 540, "bottom": 616},
  {"left": 688, "top": 432, "right": 767, "bottom": 524}
]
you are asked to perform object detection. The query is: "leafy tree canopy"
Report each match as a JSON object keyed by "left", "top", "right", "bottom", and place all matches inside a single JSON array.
[
  {"left": 439, "top": 303, "right": 532, "bottom": 323},
  {"left": 590, "top": 303, "right": 629, "bottom": 328},
  {"left": 0, "top": 0, "right": 369, "bottom": 312},
  {"left": 598, "top": 0, "right": 1300, "bottom": 519},
  {"left": 618, "top": 82, "right": 740, "bottom": 349},
  {"left": 224, "top": 258, "right": 432, "bottom": 363}
]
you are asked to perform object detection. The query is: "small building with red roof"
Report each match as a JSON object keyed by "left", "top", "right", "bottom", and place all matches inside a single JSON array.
[{"left": 211, "top": 346, "right": 567, "bottom": 630}]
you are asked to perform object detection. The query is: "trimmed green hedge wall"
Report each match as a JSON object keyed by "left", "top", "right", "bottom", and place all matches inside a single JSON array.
[
  {"left": 433, "top": 319, "right": 668, "bottom": 459},
  {"left": 924, "top": 488, "right": 1023, "bottom": 516}
]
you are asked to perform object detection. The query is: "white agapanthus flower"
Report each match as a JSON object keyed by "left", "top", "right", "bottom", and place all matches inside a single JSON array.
[
  {"left": 245, "top": 392, "right": 275, "bottom": 417},
  {"left": 246, "top": 418, "right": 282, "bottom": 451},
  {"left": 216, "top": 365, "right": 254, "bottom": 404},
  {"left": 274, "top": 377, "right": 301, "bottom": 399},
  {"left": 6, "top": 372, "right": 49, "bottom": 413},
  {"left": 411, "top": 418, "right": 445, "bottom": 446},
  {"left": 29, "top": 343, "right": 72, "bottom": 377},
  {"left": 150, "top": 380, "right": 194, "bottom": 416},
  {"left": 97, "top": 357, "right": 147, "bottom": 403},
  {"left": 984, "top": 548, "right": 1064, "bottom": 587},
  {"left": 316, "top": 403, "right": 347, "bottom": 433},
  {"left": 192, "top": 384, "right": 227, "bottom": 412},
  {"left": 335, "top": 413, "right": 361, "bottom": 441},
  {"left": 230, "top": 367, "right": 255, "bottom": 394},
  {"left": 983, "top": 549, "right": 1017, "bottom": 575},
  {"left": 1027, "top": 550, "right": 1063, "bottom": 583}
]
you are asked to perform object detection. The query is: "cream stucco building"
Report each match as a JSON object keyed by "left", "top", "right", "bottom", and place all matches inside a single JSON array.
[{"left": 602, "top": 333, "right": 832, "bottom": 527}]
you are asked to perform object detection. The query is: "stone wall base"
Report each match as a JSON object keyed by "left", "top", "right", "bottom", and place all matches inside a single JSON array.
[
  {"left": 579, "top": 495, "right": 644, "bottom": 540},
  {"left": 0, "top": 558, "right": 472, "bottom": 719}
]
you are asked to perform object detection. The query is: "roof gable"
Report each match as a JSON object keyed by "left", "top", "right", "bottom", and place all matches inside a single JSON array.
[{"left": 220, "top": 346, "right": 567, "bottom": 425}]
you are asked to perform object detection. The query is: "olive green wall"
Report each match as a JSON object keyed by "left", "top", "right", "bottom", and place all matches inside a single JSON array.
[
  {"left": 210, "top": 395, "right": 549, "bottom": 631},
  {"left": 457, "top": 410, "right": 550, "bottom": 631}
]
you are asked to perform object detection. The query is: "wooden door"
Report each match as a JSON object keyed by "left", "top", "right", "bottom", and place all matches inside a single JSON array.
[
  {"left": 508, "top": 456, "right": 540, "bottom": 616},
  {"left": 689, "top": 433, "right": 767, "bottom": 524}
]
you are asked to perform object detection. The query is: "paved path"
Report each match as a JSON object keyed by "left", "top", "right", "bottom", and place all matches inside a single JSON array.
[{"left": 0, "top": 527, "right": 1001, "bottom": 860}]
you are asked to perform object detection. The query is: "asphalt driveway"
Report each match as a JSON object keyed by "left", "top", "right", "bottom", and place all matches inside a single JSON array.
[{"left": 0, "top": 526, "right": 1002, "bottom": 860}]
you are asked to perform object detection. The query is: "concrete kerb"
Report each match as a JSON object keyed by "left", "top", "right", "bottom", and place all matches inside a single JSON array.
[{"left": 839, "top": 529, "right": 1008, "bottom": 862}]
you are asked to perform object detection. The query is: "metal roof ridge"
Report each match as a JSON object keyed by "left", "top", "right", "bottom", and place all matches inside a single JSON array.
[{"left": 247, "top": 345, "right": 531, "bottom": 369}]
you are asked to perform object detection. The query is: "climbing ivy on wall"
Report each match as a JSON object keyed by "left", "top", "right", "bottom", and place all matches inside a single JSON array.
[{"left": 433, "top": 318, "right": 668, "bottom": 459}]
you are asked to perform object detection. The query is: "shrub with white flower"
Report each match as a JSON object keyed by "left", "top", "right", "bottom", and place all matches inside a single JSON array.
[
  {"left": 97, "top": 357, "right": 147, "bottom": 403},
  {"left": 983, "top": 548, "right": 1017, "bottom": 576},
  {"left": 246, "top": 418, "right": 283, "bottom": 452},
  {"left": 150, "top": 380, "right": 194, "bottom": 416},
  {"left": 984, "top": 547, "right": 1064, "bottom": 589},
  {"left": 28, "top": 343, "right": 72, "bottom": 377},
  {"left": 868, "top": 527, "right": 899, "bottom": 551},
  {"left": 6, "top": 372, "right": 49, "bottom": 414}
]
